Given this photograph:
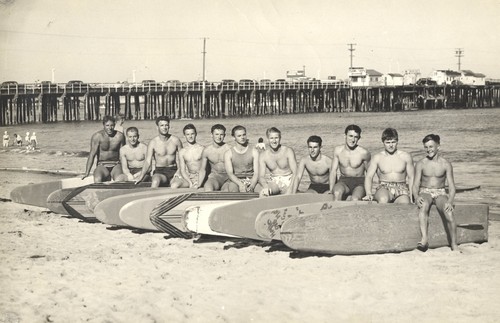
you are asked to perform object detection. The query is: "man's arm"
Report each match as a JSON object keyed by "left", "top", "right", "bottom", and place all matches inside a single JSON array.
[
  {"left": 291, "top": 158, "right": 306, "bottom": 194},
  {"left": 405, "top": 153, "right": 415, "bottom": 203},
  {"left": 363, "top": 154, "right": 378, "bottom": 200},
  {"left": 119, "top": 147, "right": 133, "bottom": 180},
  {"left": 413, "top": 161, "right": 423, "bottom": 206},
  {"left": 249, "top": 148, "right": 260, "bottom": 191},
  {"left": 445, "top": 161, "right": 456, "bottom": 211},
  {"left": 178, "top": 149, "right": 191, "bottom": 185},
  {"left": 83, "top": 133, "right": 100, "bottom": 179},
  {"left": 329, "top": 148, "right": 340, "bottom": 191},
  {"left": 135, "top": 139, "right": 154, "bottom": 184},
  {"left": 197, "top": 149, "right": 209, "bottom": 188},
  {"left": 258, "top": 152, "right": 269, "bottom": 189},
  {"left": 285, "top": 147, "right": 298, "bottom": 194}
]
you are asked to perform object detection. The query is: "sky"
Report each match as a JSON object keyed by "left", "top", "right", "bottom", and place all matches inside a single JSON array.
[{"left": 1, "top": 0, "right": 499, "bottom": 83}]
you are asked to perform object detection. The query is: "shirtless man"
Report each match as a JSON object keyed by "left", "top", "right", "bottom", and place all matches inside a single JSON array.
[
  {"left": 30, "top": 132, "right": 38, "bottom": 150},
  {"left": 364, "top": 128, "right": 414, "bottom": 203},
  {"left": 259, "top": 127, "right": 297, "bottom": 196},
  {"left": 171, "top": 123, "right": 204, "bottom": 188},
  {"left": 135, "top": 116, "right": 183, "bottom": 188},
  {"left": 3, "top": 131, "right": 9, "bottom": 147},
  {"left": 330, "top": 125, "right": 371, "bottom": 200},
  {"left": 222, "top": 125, "right": 261, "bottom": 193},
  {"left": 413, "top": 134, "right": 457, "bottom": 251},
  {"left": 291, "top": 135, "right": 332, "bottom": 194},
  {"left": 83, "top": 115, "right": 125, "bottom": 182},
  {"left": 198, "top": 124, "right": 230, "bottom": 191},
  {"left": 115, "top": 127, "right": 149, "bottom": 182}
]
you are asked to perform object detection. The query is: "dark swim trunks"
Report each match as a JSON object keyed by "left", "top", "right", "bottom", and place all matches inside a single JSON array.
[
  {"left": 153, "top": 166, "right": 178, "bottom": 184},
  {"left": 129, "top": 167, "right": 142, "bottom": 175},
  {"left": 98, "top": 160, "right": 120, "bottom": 173},
  {"left": 308, "top": 183, "right": 330, "bottom": 194},
  {"left": 337, "top": 176, "right": 365, "bottom": 192}
]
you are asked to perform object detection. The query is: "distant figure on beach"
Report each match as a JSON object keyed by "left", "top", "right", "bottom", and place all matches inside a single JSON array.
[
  {"left": 259, "top": 127, "right": 297, "bottom": 196},
  {"left": 135, "top": 116, "right": 183, "bottom": 187},
  {"left": 364, "top": 128, "right": 414, "bottom": 203},
  {"left": 198, "top": 124, "right": 230, "bottom": 191},
  {"left": 3, "top": 131, "right": 9, "bottom": 147},
  {"left": 115, "top": 113, "right": 125, "bottom": 133},
  {"left": 29, "top": 132, "right": 38, "bottom": 150},
  {"left": 25, "top": 132, "right": 30, "bottom": 149},
  {"left": 222, "top": 125, "right": 261, "bottom": 193},
  {"left": 82, "top": 115, "right": 125, "bottom": 182},
  {"left": 115, "top": 127, "right": 149, "bottom": 182},
  {"left": 413, "top": 134, "right": 457, "bottom": 251},
  {"left": 330, "top": 125, "right": 371, "bottom": 200},
  {"left": 291, "top": 135, "right": 332, "bottom": 194},
  {"left": 14, "top": 133, "right": 22, "bottom": 146},
  {"left": 172, "top": 124, "right": 205, "bottom": 188}
]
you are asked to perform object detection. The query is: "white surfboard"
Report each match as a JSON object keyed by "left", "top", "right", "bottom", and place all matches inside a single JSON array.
[{"left": 182, "top": 202, "right": 241, "bottom": 238}]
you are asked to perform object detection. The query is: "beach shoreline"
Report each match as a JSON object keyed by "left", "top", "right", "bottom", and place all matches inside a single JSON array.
[{"left": 1, "top": 170, "right": 499, "bottom": 322}]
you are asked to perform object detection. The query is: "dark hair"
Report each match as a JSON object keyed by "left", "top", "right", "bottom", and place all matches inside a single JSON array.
[
  {"left": 126, "top": 127, "right": 139, "bottom": 135},
  {"left": 183, "top": 123, "right": 197, "bottom": 134},
  {"left": 102, "top": 115, "right": 115, "bottom": 124},
  {"left": 345, "top": 124, "right": 361, "bottom": 136},
  {"left": 422, "top": 134, "right": 440, "bottom": 144},
  {"left": 307, "top": 135, "right": 322, "bottom": 146},
  {"left": 211, "top": 124, "right": 226, "bottom": 133},
  {"left": 155, "top": 116, "right": 170, "bottom": 125},
  {"left": 266, "top": 127, "right": 281, "bottom": 137},
  {"left": 381, "top": 128, "right": 398, "bottom": 142},
  {"left": 231, "top": 125, "right": 246, "bottom": 136}
]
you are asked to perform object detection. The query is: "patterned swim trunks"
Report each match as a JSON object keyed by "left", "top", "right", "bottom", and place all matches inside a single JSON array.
[
  {"left": 419, "top": 187, "right": 447, "bottom": 200},
  {"left": 269, "top": 173, "right": 293, "bottom": 194}
]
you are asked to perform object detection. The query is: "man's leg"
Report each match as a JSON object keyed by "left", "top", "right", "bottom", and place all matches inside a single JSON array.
[
  {"left": 417, "top": 193, "right": 433, "bottom": 249},
  {"left": 332, "top": 182, "right": 349, "bottom": 201},
  {"left": 93, "top": 165, "right": 111, "bottom": 183},
  {"left": 435, "top": 195, "right": 458, "bottom": 251}
]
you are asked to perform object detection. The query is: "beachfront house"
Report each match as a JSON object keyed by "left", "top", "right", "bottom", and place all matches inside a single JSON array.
[
  {"left": 460, "top": 70, "right": 486, "bottom": 86},
  {"left": 383, "top": 73, "right": 404, "bottom": 86},
  {"left": 403, "top": 69, "right": 421, "bottom": 85},
  {"left": 431, "top": 70, "right": 461, "bottom": 85},
  {"left": 348, "top": 67, "right": 383, "bottom": 87}
]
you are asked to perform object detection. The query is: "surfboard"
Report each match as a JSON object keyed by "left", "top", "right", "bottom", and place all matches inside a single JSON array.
[
  {"left": 208, "top": 193, "right": 334, "bottom": 241},
  {"left": 46, "top": 182, "right": 155, "bottom": 221},
  {"left": 123, "top": 192, "right": 259, "bottom": 235},
  {"left": 94, "top": 188, "right": 196, "bottom": 226},
  {"left": 10, "top": 176, "right": 94, "bottom": 208},
  {"left": 182, "top": 203, "right": 242, "bottom": 238},
  {"left": 280, "top": 203, "right": 489, "bottom": 255},
  {"left": 454, "top": 185, "right": 481, "bottom": 193},
  {"left": 255, "top": 200, "right": 368, "bottom": 240}
]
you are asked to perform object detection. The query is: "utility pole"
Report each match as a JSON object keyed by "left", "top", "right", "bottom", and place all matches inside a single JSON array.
[
  {"left": 201, "top": 37, "right": 207, "bottom": 115},
  {"left": 347, "top": 43, "right": 356, "bottom": 68},
  {"left": 455, "top": 48, "right": 464, "bottom": 71}
]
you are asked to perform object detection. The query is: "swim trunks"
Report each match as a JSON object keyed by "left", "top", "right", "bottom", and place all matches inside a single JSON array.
[
  {"left": 377, "top": 181, "right": 409, "bottom": 200},
  {"left": 419, "top": 187, "right": 447, "bottom": 200},
  {"left": 97, "top": 160, "right": 120, "bottom": 173},
  {"left": 154, "top": 166, "right": 178, "bottom": 184},
  {"left": 337, "top": 176, "right": 365, "bottom": 192},
  {"left": 129, "top": 167, "right": 142, "bottom": 175},
  {"left": 308, "top": 183, "right": 330, "bottom": 194},
  {"left": 207, "top": 172, "right": 229, "bottom": 188},
  {"left": 269, "top": 173, "right": 293, "bottom": 194}
]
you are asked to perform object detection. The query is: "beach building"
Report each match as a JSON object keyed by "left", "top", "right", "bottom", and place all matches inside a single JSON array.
[
  {"left": 431, "top": 70, "right": 461, "bottom": 85},
  {"left": 403, "top": 70, "right": 421, "bottom": 85},
  {"left": 383, "top": 73, "right": 404, "bottom": 86},
  {"left": 348, "top": 67, "right": 383, "bottom": 87},
  {"left": 460, "top": 70, "right": 486, "bottom": 86}
]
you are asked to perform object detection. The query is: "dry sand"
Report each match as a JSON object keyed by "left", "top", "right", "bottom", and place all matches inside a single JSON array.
[{"left": 1, "top": 171, "right": 499, "bottom": 323}]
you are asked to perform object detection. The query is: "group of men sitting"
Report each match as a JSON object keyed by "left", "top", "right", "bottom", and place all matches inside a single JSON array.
[{"left": 82, "top": 115, "right": 458, "bottom": 251}]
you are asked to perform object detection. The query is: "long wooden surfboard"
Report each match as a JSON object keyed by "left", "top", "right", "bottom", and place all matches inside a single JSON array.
[
  {"left": 94, "top": 188, "right": 196, "bottom": 226},
  {"left": 136, "top": 192, "right": 259, "bottom": 236},
  {"left": 46, "top": 182, "right": 154, "bottom": 221},
  {"left": 10, "top": 176, "right": 94, "bottom": 208},
  {"left": 280, "top": 203, "right": 489, "bottom": 255},
  {"left": 208, "top": 193, "right": 334, "bottom": 241},
  {"left": 182, "top": 203, "right": 242, "bottom": 238},
  {"left": 255, "top": 200, "right": 368, "bottom": 240}
]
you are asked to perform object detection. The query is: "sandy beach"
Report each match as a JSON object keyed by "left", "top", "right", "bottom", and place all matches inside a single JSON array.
[{"left": 1, "top": 168, "right": 499, "bottom": 323}]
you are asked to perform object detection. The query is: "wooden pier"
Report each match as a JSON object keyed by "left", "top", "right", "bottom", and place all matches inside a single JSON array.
[{"left": 0, "top": 81, "right": 499, "bottom": 125}]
